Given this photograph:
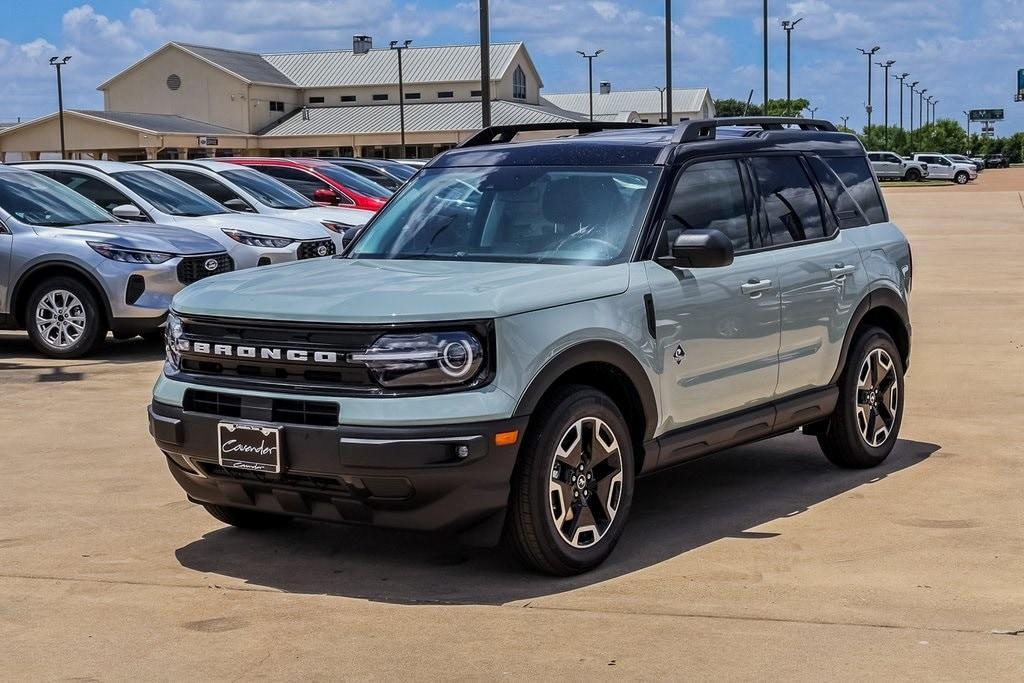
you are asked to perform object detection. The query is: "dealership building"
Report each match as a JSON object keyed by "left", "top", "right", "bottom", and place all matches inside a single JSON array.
[{"left": 0, "top": 39, "right": 713, "bottom": 161}]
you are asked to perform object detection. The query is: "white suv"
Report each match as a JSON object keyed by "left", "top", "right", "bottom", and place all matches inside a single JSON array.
[
  {"left": 868, "top": 152, "right": 928, "bottom": 181},
  {"left": 911, "top": 154, "right": 977, "bottom": 185},
  {"left": 16, "top": 161, "right": 337, "bottom": 268}
]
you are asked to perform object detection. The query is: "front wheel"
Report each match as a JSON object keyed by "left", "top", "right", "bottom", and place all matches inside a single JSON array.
[
  {"left": 817, "top": 327, "right": 905, "bottom": 469},
  {"left": 505, "top": 385, "right": 635, "bottom": 575},
  {"left": 904, "top": 168, "right": 922, "bottom": 182},
  {"left": 954, "top": 171, "right": 970, "bottom": 185},
  {"left": 25, "top": 276, "right": 107, "bottom": 358}
]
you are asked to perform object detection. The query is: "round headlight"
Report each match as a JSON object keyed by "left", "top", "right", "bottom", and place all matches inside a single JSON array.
[
  {"left": 350, "top": 331, "right": 485, "bottom": 388},
  {"left": 440, "top": 339, "right": 473, "bottom": 378}
]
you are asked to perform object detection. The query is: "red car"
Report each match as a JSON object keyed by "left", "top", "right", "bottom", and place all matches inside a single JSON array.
[{"left": 221, "top": 158, "right": 391, "bottom": 211}]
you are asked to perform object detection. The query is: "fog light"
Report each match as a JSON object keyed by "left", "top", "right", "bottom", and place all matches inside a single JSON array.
[{"left": 455, "top": 445, "right": 470, "bottom": 459}]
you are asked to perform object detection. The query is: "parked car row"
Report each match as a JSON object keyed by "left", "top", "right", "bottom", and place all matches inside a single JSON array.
[
  {"left": 868, "top": 151, "right": 981, "bottom": 185},
  {"left": 0, "top": 157, "right": 414, "bottom": 357}
]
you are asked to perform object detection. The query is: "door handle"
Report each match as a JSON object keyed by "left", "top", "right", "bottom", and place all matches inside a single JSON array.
[
  {"left": 829, "top": 264, "right": 857, "bottom": 278},
  {"left": 741, "top": 279, "right": 773, "bottom": 296}
]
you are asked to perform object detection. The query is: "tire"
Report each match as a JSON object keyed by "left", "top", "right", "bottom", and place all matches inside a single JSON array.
[
  {"left": 202, "top": 503, "right": 292, "bottom": 529},
  {"left": 904, "top": 168, "right": 922, "bottom": 182},
  {"left": 25, "top": 276, "right": 107, "bottom": 358},
  {"left": 505, "top": 385, "right": 635, "bottom": 575},
  {"left": 817, "top": 327, "right": 905, "bottom": 469},
  {"left": 954, "top": 171, "right": 970, "bottom": 185}
]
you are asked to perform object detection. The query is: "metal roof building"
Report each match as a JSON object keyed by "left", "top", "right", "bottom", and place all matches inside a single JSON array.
[{"left": 543, "top": 88, "right": 715, "bottom": 124}]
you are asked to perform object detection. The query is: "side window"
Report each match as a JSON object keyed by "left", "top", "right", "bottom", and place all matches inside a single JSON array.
[
  {"left": 257, "top": 166, "right": 330, "bottom": 201},
  {"left": 163, "top": 170, "right": 248, "bottom": 208},
  {"left": 808, "top": 157, "right": 867, "bottom": 230},
  {"left": 823, "top": 156, "right": 886, "bottom": 224},
  {"left": 749, "top": 156, "right": 826, "bottom": 246},
  {"left": 888, "top": 155, "right": 902, "bottom": 164},
  {"left": 46, "top": 170, "right": 137, "bottom": 214},
  {"left": 867, "top": 153, "right": 880, "bottom": 162},
  {"left": 658, "top": 159, "right": 753, "bottom": 256}
]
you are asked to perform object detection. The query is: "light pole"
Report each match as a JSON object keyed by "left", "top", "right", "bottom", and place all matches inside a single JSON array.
[
  {"left": 963, "top": 110, "right": 971, "bottom": 137},
  {"left": 877, "top": 59, "right": 895, "bottom": 145},
  {"left": 895, "top": 72, "right": 909, "bottom": 128},
  {"left": 918, "top": 88, "right": 927, "bottom": 130},
  {"left": 389, "top": 40, "right": 412, "bottom": 157},
  {"left": 781, "top": 17, "right": 803, "bottom": 116},
  {"left": 840, "top": 115, "right": 850, "bottom": 130},
  {"left": 908, "top": 81, "right": 919, "bottom": 134},
  {"left": 49, "top": 56, "right": 71, "bottom": 159},
  {"left": 931, "top": 99, "right": 938, "bottom": 125},
  {"left": 763, "top": 0, "right": 769, "bottom": 111},
  {"left": 857, "top": 46, "right": 881, "bottom": 129},
  {"left": 925, "top": 96, "right": 934, "bottom": 125},
  {"left": 665, "top": 0, "right": 673, "bottom": 125},
  {"left": 806, "top": 105, "right": 818, "bottom": 118},
  {"left": 655, "top": 86, "right": 667, "bottom": 123},
  {"left": 479, "top": 0, "right": 491, "bottom": 128},
  {"left": 576, "top": 50, "right": 604, "bottom": 122}
]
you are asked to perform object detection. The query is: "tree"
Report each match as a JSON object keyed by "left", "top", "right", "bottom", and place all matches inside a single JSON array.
[{"left": 713, "top": 98, "right": 811, "bottom": 117}]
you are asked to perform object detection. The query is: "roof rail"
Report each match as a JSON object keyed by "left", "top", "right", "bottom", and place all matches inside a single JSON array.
[
  {"left": 458, "top": 121, "right": 656, "bottom": 148},
  {"left": 673, "top": 116, "right": 838, "bottom": 143}
]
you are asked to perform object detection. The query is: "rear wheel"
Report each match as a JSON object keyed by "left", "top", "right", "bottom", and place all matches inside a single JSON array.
[
  {"left": 202, "top": 503, "right": 292, "bottom": 529},
  {"left": 817, "top": 327, "right": 905, "bottom": 469},
  {"left": 904, "top": 168, "right": 922, "bottom": 182},
  {"left": 505, "top": 385, "right": 635, "bottom": 575},
  {"left": 954, "top": 171, "right": 970, "bottom": 185},
  {"left": 25, "top": 276, "right": 107, "bottom": 358}
]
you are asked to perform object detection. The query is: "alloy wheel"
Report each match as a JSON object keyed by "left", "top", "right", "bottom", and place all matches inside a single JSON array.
[
  {"left": 35, "top": 289, "right": 86, "bottom": 350},
  {"left": 548, "top": 416, "right": 624, "bottom": 548},
  {"left": 856, "top": 348, "right": 899, "bottom": 448}
]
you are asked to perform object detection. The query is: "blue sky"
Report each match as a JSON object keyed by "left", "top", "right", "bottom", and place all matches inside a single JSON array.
[{"left": 2, "top": 1, "right": 1023, "bottom": 133}]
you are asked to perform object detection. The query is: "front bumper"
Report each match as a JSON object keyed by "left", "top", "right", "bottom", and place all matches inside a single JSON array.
[{"left": 149, "top": 401, "right": 528, "bottom": 541}]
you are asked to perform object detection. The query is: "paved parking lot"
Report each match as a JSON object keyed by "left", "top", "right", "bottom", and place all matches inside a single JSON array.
[{"left": 1, "top": 170, "right": 1022, "bottom": 680}]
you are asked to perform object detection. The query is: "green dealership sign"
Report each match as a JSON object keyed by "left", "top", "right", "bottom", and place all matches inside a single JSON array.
[{"left": 969, "top": 109, "right": 1005, "bottom": 122}]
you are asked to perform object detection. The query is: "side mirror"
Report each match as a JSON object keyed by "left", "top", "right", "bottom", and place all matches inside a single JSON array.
[
  {"left": 340, "top": 225, "right": 362, "bottom": 252},
  {"left": 313, "top": 188, "right": 339, "bottom": 204},
  {"left": 223, "top": 198, "right": 253, "bottom": 212},
  {"left": 111, "top": 204, "right": 144, "bottom": 220},
  {"left": 656, "top": 228, "right": 734, "bottom": 269}
]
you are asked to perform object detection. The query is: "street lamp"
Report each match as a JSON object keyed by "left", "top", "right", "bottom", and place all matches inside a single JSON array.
[
  {"left": 925, "top": 96, "right": 934, "bottom": 126},
  {"left": 857, "top": 46, "right": 881, "bottom": 129},
  {"left": 479, "top": 0, "right": 491, "bottom": 128},
  {"left": 665, "top": 0, "right": 673, "bottom": 125},
  {"left": 576, "top": 49, "right": 604, "bottom": 122},
  {"left": 655, "top": 86, "right": 667, "bottom": 124},
  {"left": 49, "top": 56, "right": 71, "bottom": 159},
  {"left": 805, "top": 105, "right": 818, "bottom": 118},
  {"left": 781, "top": 17, "right": 803, "bottom": 116},
  {"left": 894, "top": 72, "right": 909, "bottom": 129},
  {"left": 840, "top": 115, "right": 850, "bottom": 130},
  {"left": 930, "top": 99, "right": 938, "bottom": 125},
  {"left": 918, "top": 88, "right": 928, "bottom": 130},
  {"left": 908, "top": 81, "right": 919, "bottom": 133},
  {"left": 763, "top": 0, "right": 769, "bottom": 111},
  {"left": 389, "top": 40, "right": 413, "bottom": 157},
  {"left": 963, "top": 110, "right": 971, "bottom": 137},
  {"left": 876, "top": 59, "right": 895, "bottom": 145}
]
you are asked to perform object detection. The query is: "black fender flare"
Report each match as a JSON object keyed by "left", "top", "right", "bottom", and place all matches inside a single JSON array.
[
  {"left": 512, "top": 340, "right": 659, "bottom": 443},
  {"left": 829, "top": 287, "right": 911, "bottom": 385},
  {"left": 9, "top": 259, "right": 114, "bottom": 327}
]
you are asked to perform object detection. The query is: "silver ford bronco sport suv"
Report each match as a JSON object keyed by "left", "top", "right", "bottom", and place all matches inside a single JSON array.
[{"left": 149, "top": 118, "right": 912, "bottom": 575}]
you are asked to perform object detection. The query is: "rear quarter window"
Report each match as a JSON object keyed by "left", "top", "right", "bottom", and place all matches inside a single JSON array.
[{"left": 823, "top": 156, "right": 887, "bottom": 225}]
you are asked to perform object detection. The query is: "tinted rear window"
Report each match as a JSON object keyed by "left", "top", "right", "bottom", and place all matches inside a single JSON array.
[{"left": 824, "top": 156, "right": 886, "bottom": 224}]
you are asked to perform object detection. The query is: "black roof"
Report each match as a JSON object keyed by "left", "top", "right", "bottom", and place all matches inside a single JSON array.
[{"left": 431, "top": 118, "right": 865, "bottom": 168}]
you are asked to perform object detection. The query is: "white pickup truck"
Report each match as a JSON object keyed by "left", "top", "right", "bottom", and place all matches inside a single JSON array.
[
  {"left": 868, "top": 151, "right": 929, "bottom": 181},
  {"left": 911, "top": 153, "right": 978, "bottom": 185}
]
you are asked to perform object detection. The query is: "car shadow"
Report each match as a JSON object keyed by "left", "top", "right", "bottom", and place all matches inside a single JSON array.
[
  {"left": 0, "top": 332, "right": 165, "bottom": 373},
  {"left": 174, "top": 434, "right": 938, "bottom": 605}
]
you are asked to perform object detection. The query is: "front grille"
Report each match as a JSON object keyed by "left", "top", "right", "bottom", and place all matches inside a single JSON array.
[
  {"left": 197, "top": 462, "right": 351, "bottom": 495},
  {"left": 184, "top": 389, "right": 338, "bottom": 426},
  {"left": 296, "top": 239, "right": 336, "bottom": 260},
  {"left": 177, "top": 253, "right": 234, "bottom": 284}
]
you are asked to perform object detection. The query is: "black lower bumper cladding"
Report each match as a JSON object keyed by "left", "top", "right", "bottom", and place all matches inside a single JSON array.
[{"left": 149, "top": 402, "right": 528, "bottom": 539}]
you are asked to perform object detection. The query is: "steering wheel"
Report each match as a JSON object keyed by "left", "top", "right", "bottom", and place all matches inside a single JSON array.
[{"left": 571, "top": 237, "right": 618, "bottom": 259}]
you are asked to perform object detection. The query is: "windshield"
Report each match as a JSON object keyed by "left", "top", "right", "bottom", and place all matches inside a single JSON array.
[
  {"left": 350, "top": 166, "right": 661, "bottom": 265},
  {"left": 375, "top": 161, "right": 416, "bottom": 180},
  {"left": 0, "top": 170, "right": 113, "bottom": 227},
  {"left": 112, "top": 170, "right": 228, "bottom": 216},
  {"left": 221, "top": 168, "right": 313, "bottom": 210},
  {"left": 316, "top": 164, "right": 394, "bottom": 199}
]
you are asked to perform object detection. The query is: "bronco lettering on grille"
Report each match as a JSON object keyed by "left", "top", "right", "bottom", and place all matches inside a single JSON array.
[{"left": 183, "top": 340, "right": 339, "bottom": 364}]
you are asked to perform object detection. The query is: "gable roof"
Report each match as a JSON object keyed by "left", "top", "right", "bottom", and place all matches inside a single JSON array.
[
  {"left": 0, "top": 110, "right": 247, "bottom": 137},
  {"left": 262, "top": 42, "right": 533, "bottom": 89},
  {"left": 543, "top": 88, "right": 713, "bottom": 117},
  {"left": 258, "top": 99, "right": 584, "bottom": 137},
  {"left": 175, "top": 43, "right": 295, "bottom": 86}
]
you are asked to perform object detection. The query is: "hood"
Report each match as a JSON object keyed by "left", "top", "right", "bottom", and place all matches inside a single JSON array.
[
  {"left": 37, "top": 221, "right": 225, "bottom": 255},
  {"left": 173, "top": 213, "right": 327, "bottom": 240},
  {"left": 172, "top": 258, "right": 630, "bottom": 323},
  {"left": 290, "top": 205, "right": 374, "bottom": 226}
]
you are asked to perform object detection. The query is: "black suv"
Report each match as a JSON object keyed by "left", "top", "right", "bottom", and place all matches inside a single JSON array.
[{"left": 984, "top": 154, "right": 1010, "bottom": 169}]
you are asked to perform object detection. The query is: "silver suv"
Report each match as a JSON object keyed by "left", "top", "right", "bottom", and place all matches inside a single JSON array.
[
  {"left": 868, "top": 151, "right": 928, "bottom": 181},
  {"left": 0, "top": 166, "right": 230, "bottom": 357},
  {"left": 14, "top": 161, "right": 337, "bottom": 268}
]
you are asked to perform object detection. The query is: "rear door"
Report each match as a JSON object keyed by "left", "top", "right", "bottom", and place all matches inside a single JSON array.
[
  {"left": 0, "top": 213, "right": 12, "bottom": 314},
  {"left": 918, "top": 155, "right": 950, "bottom": 179},
  {"left": 645, "top": 158, "right": 781, "bottom": 430},
  {"left": 749, "top": 154, "right": 866, "bottom": 397}
]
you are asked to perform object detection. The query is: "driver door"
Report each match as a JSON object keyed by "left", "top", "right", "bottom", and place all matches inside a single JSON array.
[{"left": 645, "top": 158, "right": 781, "bottom": 432}]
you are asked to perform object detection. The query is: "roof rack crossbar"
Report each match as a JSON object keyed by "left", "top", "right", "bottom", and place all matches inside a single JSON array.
[
  {"left": 458, "top": 121, "right": 656, "bottom": 148},
  {"left": 673, "top": 116, "right": 838, "bottom": 143}
]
